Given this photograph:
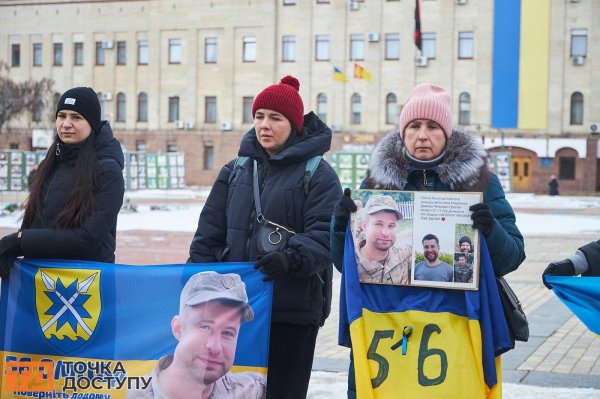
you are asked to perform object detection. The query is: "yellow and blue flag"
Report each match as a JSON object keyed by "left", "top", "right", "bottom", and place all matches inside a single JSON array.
[
  {"left": 339, "top": 229, "right": 512, "bottom": 398},
  {"left": 546, "top": 275, "right": 600, "bottom": 336},
  {"left": 333, "top": 66, "right": 349, "bottom": 82},
  {"left": 0, "top": 260, "right": 272, "bottom": 398}
]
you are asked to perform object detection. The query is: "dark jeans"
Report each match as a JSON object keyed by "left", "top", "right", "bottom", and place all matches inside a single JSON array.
[
  {"left": 267, "top": 322, "right": 319, "bottom": 399},
  {"left": 348, "top": 350, "right": 356, "bottom": 398}
]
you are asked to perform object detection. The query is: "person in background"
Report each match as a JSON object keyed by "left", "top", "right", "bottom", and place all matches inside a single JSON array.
[
  {"left": 542, "top": 239, "right": 600, "bottom": 287},
  {"left": 0, "top": 87, "right": 125, "bottom": 279},
  {"left": 548, "top": 175, "right": 559, "bottom": 196},
  {"left": 330, "top": 83, "right": 525, "bottom": 398},
  {"left": 188, "top": 76, "right": 341, "bottom": 399}
]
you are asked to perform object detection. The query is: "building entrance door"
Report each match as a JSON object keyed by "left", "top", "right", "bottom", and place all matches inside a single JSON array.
[{"left": 512, "top": 157, "right": 531, "bottom": 191}]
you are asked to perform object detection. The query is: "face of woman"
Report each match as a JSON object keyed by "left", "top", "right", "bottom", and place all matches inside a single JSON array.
[
  {"left": 403, "top": 119, "right": 446, "bottom": 160},
  {"left": 56, "top": 110, "right": 93, "bottom": 144},
  {"left": 254, "top": 109, "right": 292, "bottom": 157}
]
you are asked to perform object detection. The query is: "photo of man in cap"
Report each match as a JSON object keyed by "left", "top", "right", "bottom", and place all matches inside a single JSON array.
[
  {"left": 127, "top": 271, "right": 266, "bottom": 399},
  {"left": 355, "top": 194, "right": 412, "bottom": 285}
]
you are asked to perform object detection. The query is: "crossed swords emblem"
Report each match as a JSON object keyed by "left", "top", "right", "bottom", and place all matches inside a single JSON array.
[{"left": 41, "top": 271, "right": 97, "bottom": 335}]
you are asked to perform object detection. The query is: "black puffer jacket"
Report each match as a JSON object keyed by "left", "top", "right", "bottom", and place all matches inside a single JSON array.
[
  {"left": 189, "top": 112, "right": 342, "bottom": 326},
  {"left": 20, "top": 122, "right": 125, "bottom": 262}
]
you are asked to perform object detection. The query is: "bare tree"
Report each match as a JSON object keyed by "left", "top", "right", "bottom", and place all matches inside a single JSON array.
[{"left": 0, "top": 62, "right": 54, "bottom": 133}]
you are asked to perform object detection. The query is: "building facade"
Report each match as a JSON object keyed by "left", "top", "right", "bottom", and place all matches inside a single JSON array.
[{"left": 0, "top": 0, "right": 598, "bottom": 193}]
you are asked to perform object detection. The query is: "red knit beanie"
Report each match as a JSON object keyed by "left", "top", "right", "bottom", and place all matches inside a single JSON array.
[
  {"left": 398, "top": 83, "right": 453, "bottom": 139},
  {"left": 252, "top": 76, "right": 305, "bottom": 133}
]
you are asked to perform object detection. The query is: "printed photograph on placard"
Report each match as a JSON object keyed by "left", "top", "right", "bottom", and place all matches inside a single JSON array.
[
  {"left": 411, "top": 191, "right": 481, "bottom": 290},
  {"left": 350, "top": 190, "right": 481, "bottom": 290},
  {"left": 350, "top": 190, "right": 414, "bottom": 286}
]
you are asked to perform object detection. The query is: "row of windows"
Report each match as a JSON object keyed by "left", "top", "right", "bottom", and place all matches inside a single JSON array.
[
  {"left": 11, "top": 27, "right": 589, "bottom": 68},
  {"left": 31, "top": 90, "right": 587, "bottom": 127}
]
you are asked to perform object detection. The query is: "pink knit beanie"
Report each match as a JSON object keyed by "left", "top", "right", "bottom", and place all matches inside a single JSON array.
[
  {"left": 398, "top": 83, "right": 453, "bottom": 138},
  {"left": 252, "top": 75, "right": 305, "bottom": 133}
]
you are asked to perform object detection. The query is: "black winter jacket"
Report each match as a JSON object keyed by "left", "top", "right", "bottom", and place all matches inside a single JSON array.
[
  {"left": 189, "top": 112, "right": 342, "bottom": 326},
  {"left": 20, "top": 122, "right": 125, "bottom": 262}
]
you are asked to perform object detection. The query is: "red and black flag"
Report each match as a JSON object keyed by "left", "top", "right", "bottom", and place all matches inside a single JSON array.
[{"left": 414, "top": 0, "right": 422, "bottom": 51}]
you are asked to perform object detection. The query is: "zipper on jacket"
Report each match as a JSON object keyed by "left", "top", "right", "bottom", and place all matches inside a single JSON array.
[
  {"left": 422, "top": 170, "right": 428, "bottom": 186},
  {"left": 55, "top": 142, "right": 61, "bottom": 156}
]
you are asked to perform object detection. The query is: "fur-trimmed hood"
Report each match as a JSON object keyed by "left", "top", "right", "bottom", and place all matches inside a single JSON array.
[{"left": 363, "top": 128, "right": 490, "bottom": 191}]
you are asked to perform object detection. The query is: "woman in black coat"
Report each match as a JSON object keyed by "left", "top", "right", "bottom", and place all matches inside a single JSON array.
[
  {"left": 188, "top": 76, "right": 341, "bottom": 399},
  {"left": 0, "top": 87, "right": 125, "bottom": 278}
]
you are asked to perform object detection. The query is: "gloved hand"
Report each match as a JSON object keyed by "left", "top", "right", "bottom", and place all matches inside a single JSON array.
[
  {"left": 253, "top": 251, "right": 294, "bottom": 282},
  {"left": 0, "top": 232, "right": 21, "bottom": 257},
  {"left": 542, "top": 259, "right": 575, "bottom": 289},
  {"left": 0, "top": 253, "right": 17, "bottom": 280},
  {"left": 469, "top": 203, "right": 494, "bottom": 236},
  {"left": 333, "top": 188, "right": 358, "bottom": 232}
]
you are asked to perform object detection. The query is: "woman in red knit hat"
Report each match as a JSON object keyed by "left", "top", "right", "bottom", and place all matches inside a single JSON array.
[{"left": 188, "top": 76, "right": 342, "bottom": 398}]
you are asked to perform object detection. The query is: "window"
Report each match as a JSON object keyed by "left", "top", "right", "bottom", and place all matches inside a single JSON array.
[
  {"left": 317, "top": 93, "right": 327, "bottom": 123},
  {"left": 138, "top": 40, "right": 149, "bottom": 65},
  {"left": 168, "top": 96, "right": 179, "bottom": 122},
  {"left": 74, "top": 42, "right": 84, "bottom": 65},
  {"left": 53, "top": 43, "right": 63, "bottom": 66},
  {"left": 243, "top": 36, "right": 256, "bottom": 62},
  {"left": 137, "top": 93, "right": 148, "bottom": 122},
  {"left": 117, "top": 41, "right": 126, "bottom": 65},
  {"left": 315, "top": 34, "right": 330, "bottom": 61},
  {"left": 205, "top": 37, "right": 218, "bottom": 63},
  {"left": 33, "top": 43, "right": 42, "bottom": 66},
  {"left": 203, "top": 144, "right": 214, "bottom": 170},
  {"left": 282, "top": 35, "right": 296, "bottom": 62},
  {"left": 422, "top": 32, "right": 436, "bottom": 59},
  {"left": 11, "top": 44, "right": 20, "bottom": 67},
  {"left": 570, "top": 92, "right": 583, "bottom": 125},
  {"left": 32, "top": 98, "right": 44, "bottom": 122},
  {"left": 167, "top": 141, "right": 177, "bottom": 152},
  {"left": 351, "top": 93, "right": 361, "bottom": 124},
  {"left": 169, "top": 38, "right": 182, "bottom": 64},
  {"left": 116, "top": 93, "right": 126, "bottom": 122},
  {"left": 205, "top": 96, "right": 217, "bottom": 123},
  {"left": 95, "top": 41, "right": 105, "bottom": 65},
  {"left": 350, "top": 34, "right": 365, "bottom": 61},
  {"left": 459, "top": 92, "right": 471, "bottom": 125},
  {"left": 458, "top": 31, "right": 474, "bottom": 59},
  {"left": 559, "top": 157, "right": 575, "bottom": 180},
  {"left": 136, "top": 140, "right": 147, "bottom": 151},
  {"left": 243, "top": 96, "right": 254, "bottom": 123},
  {"left": 571, "top": 29, "right": 587, "bottom": 57},
  {"left": 385, "top": 93, "right": 397, "bottom": 124},
  {"left": 384, "top": 33, "right": 400, "bottom": 60}
]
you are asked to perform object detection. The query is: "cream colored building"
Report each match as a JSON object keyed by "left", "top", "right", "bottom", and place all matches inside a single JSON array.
[{"left": 0, "top": 0, "right": 598, "bottom": 191}]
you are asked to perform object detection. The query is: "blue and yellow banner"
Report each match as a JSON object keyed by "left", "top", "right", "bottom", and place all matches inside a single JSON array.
[
  {"left": 546, "top": 275, "right": 600, "bottom": 336},
  {"left": 492, "top": 0, "right": 551, "bottom": 129},
  {"left": 0, "top": 260, "right": 272, "bottom": 398},
  {"left": 339, "top": 229, "right": 512, "bottom": 398}
]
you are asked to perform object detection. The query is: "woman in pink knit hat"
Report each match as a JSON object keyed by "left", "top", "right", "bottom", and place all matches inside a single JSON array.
[
  {"left": 189, "top": 76, "right": 342, "bottom": 398},
  {"left": 330, "top": 83, "right": 526, "bottom": 398}
]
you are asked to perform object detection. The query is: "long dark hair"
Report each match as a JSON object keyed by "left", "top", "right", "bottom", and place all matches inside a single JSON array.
[{"left": 22, "top": 135, "right": 97, "bottom": 229}]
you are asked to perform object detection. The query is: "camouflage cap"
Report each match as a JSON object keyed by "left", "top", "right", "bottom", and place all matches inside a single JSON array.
[
  {"left": 180, "top": 271, "right": 254, "bottom": 322},
  {"left": 364, "top": 195, "right": 402, "bottom": 219}
]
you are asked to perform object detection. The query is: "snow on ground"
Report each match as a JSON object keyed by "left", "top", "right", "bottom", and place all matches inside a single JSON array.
[{"left": 307, "top": 372, "right": 600, "bottom": 399}]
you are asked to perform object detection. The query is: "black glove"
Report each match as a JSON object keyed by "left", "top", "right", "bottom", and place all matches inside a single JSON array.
[
  {"left": 333, "top": 188, "right": 358, "bottom": 232},
  {"left": 0, "top": 253, "right": 17, "bottom": 280},
  {"left": 469, "top": 203, "right": 494, "bottom": 236},
  {"left": 542, "top": 259, "right": 575, "bottom": 289},
  {"left": 253, "top": 251, "right": 294, "bottom": 282}
]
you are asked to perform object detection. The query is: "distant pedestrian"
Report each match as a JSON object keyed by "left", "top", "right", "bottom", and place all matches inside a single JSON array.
[{"left": 548, "top": 175, "right": 559, "bottom": 196}]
